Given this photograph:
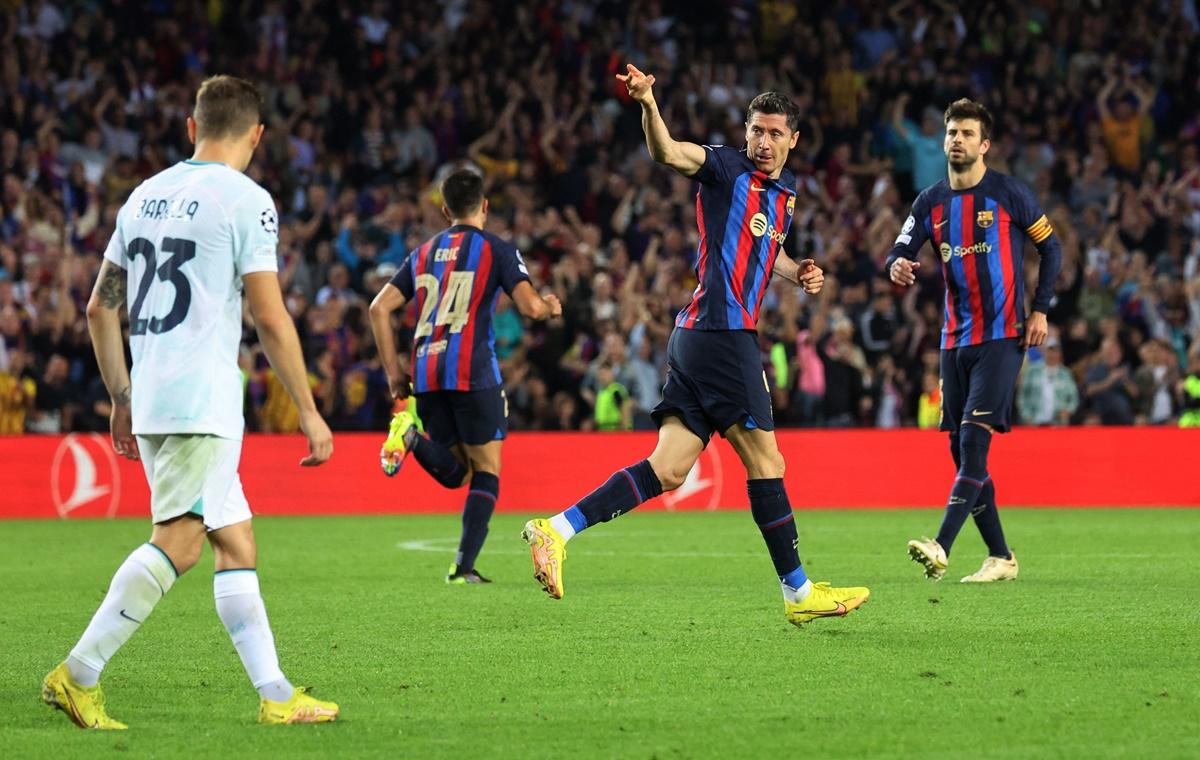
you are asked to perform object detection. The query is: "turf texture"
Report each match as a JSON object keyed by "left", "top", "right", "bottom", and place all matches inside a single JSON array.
[{"left": 1, "top": 509, "right": 1196, "bottom": 758}]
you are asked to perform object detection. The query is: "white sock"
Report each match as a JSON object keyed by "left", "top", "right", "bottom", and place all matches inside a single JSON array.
[
  {"left": 214, "top": 570, "right": 294, "bottom": 702},
  {"left": 548, "top": 513, "right": 576, "bottom": 542},
  {"left": 67, "top": 543, "right": 177, "bottom": 687},
  {"left": 781, "top": 579, "right": 814, "bottom": 604}
]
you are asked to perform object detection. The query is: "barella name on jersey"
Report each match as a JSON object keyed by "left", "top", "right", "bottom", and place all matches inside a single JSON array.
[{"left": 134, "top": 197, "right": 200, "bottom": 221}]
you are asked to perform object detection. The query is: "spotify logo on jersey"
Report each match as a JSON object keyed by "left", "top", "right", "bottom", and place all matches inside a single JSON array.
[
  {"left": 750, "top": 213, "right": 768, "bottom": 237},
  {"left": 940, "top": 242, "right": 953, "bottom": 262}
]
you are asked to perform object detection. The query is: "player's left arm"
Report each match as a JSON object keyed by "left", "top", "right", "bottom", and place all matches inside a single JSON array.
[
  {"left": 368, "top": 282, "right": 411, "bottom": 399},
  {"left": 773, "top": 253, "right": 825, "bottom": 295},
  {"left": 86, "top": 259, "right": 137, "bottom": 461},
  {"left": 500, "top": 244, "right": 562, "bottom": 320},
  {"left": 1018, "top": 184, "right": 1063, "bottom": 348}
]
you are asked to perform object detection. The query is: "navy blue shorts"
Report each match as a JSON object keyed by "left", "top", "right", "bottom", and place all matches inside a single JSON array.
[
  {"left": 414, "top": 387, "right": 508, "bottom": 447},
  {"left": 940, "top": 338, "right": 1025, "bottom": 433},
  {"left": 651, "top": 328, "right": 774, "bottom": 444}
]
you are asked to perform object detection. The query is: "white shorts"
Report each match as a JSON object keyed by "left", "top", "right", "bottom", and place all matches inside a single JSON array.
[{"left": 136, "top": 434, "right": 251, "bottom": 530}]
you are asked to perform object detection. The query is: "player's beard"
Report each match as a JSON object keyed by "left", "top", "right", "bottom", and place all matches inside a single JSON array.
[{"left": 947, "top": 149, "right": 978, "bottom": 172}]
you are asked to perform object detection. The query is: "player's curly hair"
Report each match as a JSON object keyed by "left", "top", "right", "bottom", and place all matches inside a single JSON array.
[
  {"left": 746, "top": 92, "right": 801, "bottom": 133},
  {"left": 943, "top": 98, "right": 993, "bottom": 141},
  {"left": 194, "top": 75, "right": 263, "bottom": 141}
]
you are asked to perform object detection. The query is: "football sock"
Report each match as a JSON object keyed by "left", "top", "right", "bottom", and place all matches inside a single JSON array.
[
  {"left": 214, "top": 569, "right": 294, "bottom": 703},
  {"left": 551, "top": 460, "right": 662, "bottom": 542},
  {"left": 409, "top": 435, "right": 468, "bottom": 489},
  {"left": 971, "top": 479, "right": 1011, "bottom": 559},
  {"left": 935, "top": 424, "right": 992, "bottom": 556},
  {"left": 67, "top": 543, "right": 177, "bottom": 687},
  {"left": 456, "top": 472, "right": 499, "bottom": 572},
  {"left": 748, "top": 478, "right": 811, "bottom": 602}
]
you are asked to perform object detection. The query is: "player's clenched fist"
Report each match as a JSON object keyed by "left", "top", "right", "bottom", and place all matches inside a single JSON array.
[
  {"left": 798, "top": 259, "right": 825, "bottom": 295},
  {"left": 616, "top": 63, "right": 656, "bottom": 105},
  {"left": 890, "top": 257, "right": 920, "bottom": 286},
  {"left": 298, "top": 409, "right": 334, "bottom": 467}
]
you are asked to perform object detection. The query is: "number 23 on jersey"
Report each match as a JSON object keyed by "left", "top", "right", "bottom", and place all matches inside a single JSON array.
[{"left": 126, "top": 236, "right": 196, "bottom": 336}]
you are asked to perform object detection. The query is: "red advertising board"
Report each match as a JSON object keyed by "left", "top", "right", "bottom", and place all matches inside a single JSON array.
[{"left": 1, "top": 428, "right": 1195, "bottom": 520}]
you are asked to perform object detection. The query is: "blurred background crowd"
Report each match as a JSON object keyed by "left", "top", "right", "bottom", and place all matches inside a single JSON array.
[{"left": 2, "top": 0, "right": 1199, "bottom": 436}]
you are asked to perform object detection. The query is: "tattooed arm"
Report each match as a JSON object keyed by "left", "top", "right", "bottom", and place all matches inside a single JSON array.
[{"left": 86, "top": 259, "right": 138, "bottom": 459}]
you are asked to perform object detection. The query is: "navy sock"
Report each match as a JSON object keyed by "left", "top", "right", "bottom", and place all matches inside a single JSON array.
[
  {"left": 456, "top": 472, "right": 498, "bottom": 572},
  {"left": 565, "top": 460, "right": 662, "bottom": 532},
  {"left": 748, "top": 478, "right": 807, "bottom": 588},
  {"left": 935, "top": 424, "right": 992, "bottom": 557},
  {"left": 410, "top": 435, "right": 468, "bottom": 489},
  {"left": 971, "top": 479, "right": 1011, "bottom": 559}
]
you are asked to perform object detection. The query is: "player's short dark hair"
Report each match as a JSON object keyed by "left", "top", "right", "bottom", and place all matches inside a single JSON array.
[
  {"left": 746, "top": 91, "right": 801, "bottom": 133},
  {"left": 442, "top": 169, "right": 485, "bottom": 217},
  {"left": 193, "top": 75, "right": 263, "bottom": 141},
  {"left": 943, "top": 98, "right": 993, "bottom": 141}
]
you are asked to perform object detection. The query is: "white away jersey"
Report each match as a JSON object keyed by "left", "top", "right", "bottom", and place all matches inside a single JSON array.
[{"left": 103, "top": 160, "right": 279, "bottom": 439}]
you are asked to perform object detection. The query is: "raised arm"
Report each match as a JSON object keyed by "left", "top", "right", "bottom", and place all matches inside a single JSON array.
[
  {"left": 1096, "top": 75, "right": 1117, "bottom": 120},
  {"left": 86, "top": 260, "right": 137, "bottom": 460},
  {"left": 891, "top": 93, "right": 912, "bottom": 143},
  {"left": 616, "top": 63, "right": 707, "bottom": 177}
]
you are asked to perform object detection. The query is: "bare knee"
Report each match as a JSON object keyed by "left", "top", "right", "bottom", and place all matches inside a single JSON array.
[
  {"left": 208, "top": 521, "right": 258, "bottom": 571},
  {"left": 648, "top": 456, "right": 690, "bottom": 492},
  {"left": 150, "top": 522, "right": 205, "bottom": 575},
  {"left": 212, "top": 541, "right": 256, "bottom": 571}
]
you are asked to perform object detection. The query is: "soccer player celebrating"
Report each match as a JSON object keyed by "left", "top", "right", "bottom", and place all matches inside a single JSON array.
[
  {"left": 886, "top": 99, "right": 1062, "bottom": 582},
  {"left": 521, "top": 64, "right": 870, "bottom": 627},
  {"left": 369, "top": 169, "right": 561, "bottom": 584},
  {"left": 43, "top": 76, "right": 338, "bottom": 728}
]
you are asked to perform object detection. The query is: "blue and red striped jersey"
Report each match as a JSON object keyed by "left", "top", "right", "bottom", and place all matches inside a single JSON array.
[
  {"left": 390, "top": 224, "right": 530, "bottom": 392},
  {"left": 676, "top": 145, "right": 798, "bottom": 331},
  {"left": 886, "top": 169, "right": 1062, "bottom": 350}
]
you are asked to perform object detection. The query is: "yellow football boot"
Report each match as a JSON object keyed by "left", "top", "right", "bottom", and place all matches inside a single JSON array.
[
  {"left": 522, "top": 519, "right": 567, "bottom": 599},
  {"left": 259, "top": 687, "right": 339, "bottom": 724},
  {"left": 784, "top": 582, "right": 871, "bottom": 627},
  {"left": 380, "top": 397, "right": 422, "bottom": 477},
  {"left": 41, "top": 662, "right": 127, "bottom": 730}
]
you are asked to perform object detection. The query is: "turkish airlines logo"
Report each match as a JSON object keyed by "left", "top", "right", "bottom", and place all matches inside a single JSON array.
[
  {"left": 662, "top": 446, "right": 724, "bottom": 512},
  {"left": 51, "top": 434, "right": 121, "bottom": 519}
]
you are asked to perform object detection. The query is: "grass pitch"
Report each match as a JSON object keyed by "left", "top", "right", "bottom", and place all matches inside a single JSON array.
[{"left": 1, "top": 509, "right": 1197, "bottom": 758}]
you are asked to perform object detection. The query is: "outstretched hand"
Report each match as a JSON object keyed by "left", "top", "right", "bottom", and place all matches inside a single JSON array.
[{"left": 615, "top": 63, "right": 656, "bottom": 105}]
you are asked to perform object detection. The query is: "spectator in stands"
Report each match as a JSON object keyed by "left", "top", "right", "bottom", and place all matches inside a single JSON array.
[
  {"left": 0, "top": 1, "right": 1196, "bottom": 434},
  {"left": 1017, "top": 334, "right": 1081, "bottom": 425},
  {"left": 1084, "top": 338, "right": 1139, "bottom": 425}
]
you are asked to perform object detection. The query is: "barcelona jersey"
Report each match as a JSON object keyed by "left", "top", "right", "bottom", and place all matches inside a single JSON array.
[
  {"left": 886, "top": 169, "right": 1062, "bottom": 349},
  {"left": 676, "top": 145, "right": 797, "bottom": 331},
  {"left": 391, "top": 224, "right": 530, "bottom": 392}
]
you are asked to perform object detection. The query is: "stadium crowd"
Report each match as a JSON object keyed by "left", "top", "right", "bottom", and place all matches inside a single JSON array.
[{"left": 2, "top": 0, "right": 1199, "bottom": 435}]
